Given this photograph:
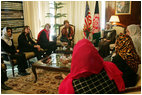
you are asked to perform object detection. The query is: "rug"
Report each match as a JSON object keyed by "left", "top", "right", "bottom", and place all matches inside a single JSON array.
[{"left": 5, "top": 68, "right": 69, "bottom": 94}]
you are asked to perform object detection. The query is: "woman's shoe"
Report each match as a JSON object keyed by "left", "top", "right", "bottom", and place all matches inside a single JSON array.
[
  {"left": 25, "top": 72, "right": 30, "bottom": 75},
  {"left": 18, "top": 72, "right": 30, "bottom": 76}
]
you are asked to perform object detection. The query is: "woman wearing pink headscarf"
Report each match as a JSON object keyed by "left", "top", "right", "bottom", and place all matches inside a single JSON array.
[{"left": 59, "top": 39, "right": 125, "bottom": 94}]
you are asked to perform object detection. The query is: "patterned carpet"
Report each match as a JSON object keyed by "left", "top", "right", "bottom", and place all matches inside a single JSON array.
[{"left": 5, "top": 68, "right": 69, "bottom": 94}]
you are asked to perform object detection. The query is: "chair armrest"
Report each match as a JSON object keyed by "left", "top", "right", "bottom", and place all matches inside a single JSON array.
[
  {"left": 1, "top": 51, "right": 11, "bottom": 56},
  {"left": 40, "top": 48, "right": 48, "bottom": 51},
  {"left": 1, "top": 63, "right": 6, "bottom": 69},
  {"left": 24, "top": 52, "right": 35, "bottom": 59},
  {"left": 120, "top": 86, "right": 141, "bottom": 93},
  {"left": 1, "top": 51, "right": 13, "bottom": 63}
]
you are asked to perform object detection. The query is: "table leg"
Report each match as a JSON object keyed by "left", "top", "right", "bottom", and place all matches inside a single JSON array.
[{"left": 32, "top": 66, "right": 37, "bottom": 83}]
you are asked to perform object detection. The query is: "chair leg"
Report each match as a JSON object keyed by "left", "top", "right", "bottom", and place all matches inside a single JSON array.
[
  {"left": 12, "top": 65, "right": 15, "bottom": 77},
  {"left": 27, "top": 60, "right": 31, "bottom": 67}
]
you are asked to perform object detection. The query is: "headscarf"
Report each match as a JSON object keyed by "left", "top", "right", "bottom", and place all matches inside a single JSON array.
[
  {"left": 115, "top": 33, "right": 140, "bottom": 73},
  {"left": 1, "top": 27, "right": 13, "bottom": 46},
  {"left": 37, "top": 29, "right": 50, "bottom": 41},
  {"left": 59, "top": 39, "right": 125, "bottom": 94},
  {"left": 127, "top": 24, "right": 141, "bottom": 58},
  {"left": 105, "top": 22, "right": 112, "bottom": 31}
]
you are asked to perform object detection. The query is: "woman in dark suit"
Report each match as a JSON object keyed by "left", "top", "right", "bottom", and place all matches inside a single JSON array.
[
  {"left": 1, "top": 27, "right": 29, "bottom": 76},
  {"left": 18, "top": 26, "right": 43, "bottom": 60}
]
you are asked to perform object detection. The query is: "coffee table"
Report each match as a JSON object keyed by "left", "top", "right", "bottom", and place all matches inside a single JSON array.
[
  {"left": 32, "top": 53, "right": 71, "bottom": 83},
  {"left": 55, "top": 47, "right": 73, "bottom": 54}
]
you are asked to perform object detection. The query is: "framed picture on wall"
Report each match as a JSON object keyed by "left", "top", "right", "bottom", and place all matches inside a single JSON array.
[{"left": 115, "top": 1, "right": 131, "bottom": 15}]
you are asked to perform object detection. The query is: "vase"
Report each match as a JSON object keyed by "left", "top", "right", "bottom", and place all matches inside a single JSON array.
[{"left": 85, "top": 32, "right": 90, "bottom": 40}]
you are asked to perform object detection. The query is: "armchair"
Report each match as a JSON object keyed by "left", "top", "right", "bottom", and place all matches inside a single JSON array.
[
  {"left": 56, "top": 24, "right": 75, "bottom": 47},
  {"left": 12, "top": 32, "right": 36, "bottom": 61},
  {"left": 110, "top": 25, "right": 126, "bottom": 51}
]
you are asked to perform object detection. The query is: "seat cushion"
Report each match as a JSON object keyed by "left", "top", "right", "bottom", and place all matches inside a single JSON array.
[
  {"left": 13, "top": 32, "right": 21, "bottom": 49},
  {"left": 112, "top": 26, "right": 125, "bottom": 36},
  {"left": 24, "top": 52, "right": 35, "bottom": 59}
]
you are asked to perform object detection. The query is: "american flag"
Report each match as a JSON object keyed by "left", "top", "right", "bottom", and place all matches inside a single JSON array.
[
  {"left": 93, "top": 1, "right": 100, "bottom": 33},
  {"left": 83, "top": 1, "right": 92, "bottom": 38}
]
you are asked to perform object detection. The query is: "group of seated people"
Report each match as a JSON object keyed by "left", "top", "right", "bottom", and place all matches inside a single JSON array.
[
  {"left": 1, "top": 20, "right": 141, "bottom": 93},
  {"left": 59, "top": 24, "right": 141, "bottom": 93},
  {"left": 1, "top": 20, "right": 74, "bottom": 89},
  {"left": 1, "top": 20, "right": 74, "bottom": 75}
]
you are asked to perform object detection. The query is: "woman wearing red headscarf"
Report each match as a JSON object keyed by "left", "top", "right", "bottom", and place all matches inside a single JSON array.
[{"left": 58, "top": 39, "right": 125, "bottom": 94}]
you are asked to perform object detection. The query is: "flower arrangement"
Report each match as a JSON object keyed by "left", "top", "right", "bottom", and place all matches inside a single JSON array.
[{"left": 83, "top": 25, "right": 92, "bottom": 39}]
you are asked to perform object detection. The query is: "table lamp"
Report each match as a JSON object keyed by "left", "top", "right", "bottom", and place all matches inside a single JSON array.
[{"left": 109, "top": 15, "right": 120, "bottom": 25}]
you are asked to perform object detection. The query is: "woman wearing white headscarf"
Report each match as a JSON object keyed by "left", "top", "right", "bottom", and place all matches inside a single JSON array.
[
  {"left": 2, "top": 27, "right": 13, "bottom": 46},
  {"left": 126, "top": 24, "right": 141, "bottom": 58},
  {"left": 1, "top": 27, "right": 29, "bottom": 76},
  {"left": 98, "top": 22, "right": 116, "bottom": 58}
]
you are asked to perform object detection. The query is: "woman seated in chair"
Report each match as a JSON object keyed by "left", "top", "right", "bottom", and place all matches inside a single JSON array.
[
  {"left": 98, "top": 22, "right": 116, "bottom": 58},
  {"left": 60, "top": 20, "right": 74, "bottom": 47},
  {"left": 112, "top": 33, "right": 140, "bottom": 87},
  {"left": 18, "top": 26, "right": 43, "bottom": 60},
  {"left": 59, "top": 39, "right": 125, "bottom": 94},
  {"left": 1, "top": 27, "right": 29, "bottom": 76},
  {"left": 37, "top": 23, "right": 56, "bottom": 55}
]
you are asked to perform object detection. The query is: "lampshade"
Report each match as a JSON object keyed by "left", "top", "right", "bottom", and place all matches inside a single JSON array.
[{"left": 109, "top": 15, "right": 120, "bottom": 22}]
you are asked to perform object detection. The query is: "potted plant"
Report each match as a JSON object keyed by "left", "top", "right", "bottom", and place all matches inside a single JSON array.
[{"left": 45, "top": 1, "right": 67, "bottom": 36}]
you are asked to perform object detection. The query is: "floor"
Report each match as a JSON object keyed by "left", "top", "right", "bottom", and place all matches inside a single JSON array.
[
  {"left": 1, "top": 57, "right": 37, "bottom": 94},
  {"left": 1, "top": 54, "right": 141, "bottom": 94},
  {"left": 1, "top": 65, "right": 24, "bottom": 94},
  {"left": 1, "top": 90, "right": 24, "bottom": 94}
]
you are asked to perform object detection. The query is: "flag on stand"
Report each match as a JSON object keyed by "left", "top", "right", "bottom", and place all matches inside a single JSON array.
[
  {"left": 83, "top": 1, "right": 92, "bottom": 39},
  {"left": 92, "top": 1, "right": 100, "bottom": 33}
]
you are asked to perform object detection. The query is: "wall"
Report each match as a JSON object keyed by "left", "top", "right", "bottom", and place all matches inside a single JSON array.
[
  {"left": 106, "top": 1, "right": 141, "bottom": 27},
  {"left": 1, "top": 1, "right": 24, "bottom": 33}
]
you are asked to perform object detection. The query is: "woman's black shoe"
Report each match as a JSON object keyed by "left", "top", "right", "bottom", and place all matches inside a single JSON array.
[{"left": 18, "top": 72, "right": 30, "bottom": 76}]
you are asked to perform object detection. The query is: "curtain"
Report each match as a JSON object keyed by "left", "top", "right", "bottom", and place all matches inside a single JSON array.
[
  {"left": 23, "top": 1, "right": 102, "bottom": 43},
  {"left": 57, "top": 1, "right": 102, "bottom": 43},
  {"left": 23, "top": 1, "right": 50, "bottom": 39}
]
